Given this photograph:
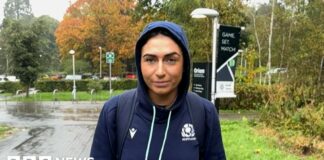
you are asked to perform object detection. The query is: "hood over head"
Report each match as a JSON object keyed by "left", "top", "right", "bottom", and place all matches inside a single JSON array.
[{"left": 135, "top": 21, "right": 191, "bottom": 108}]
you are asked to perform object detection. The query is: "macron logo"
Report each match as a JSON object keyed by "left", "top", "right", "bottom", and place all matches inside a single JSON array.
[{"left": 129, "top": 128, "right": 137, "bottom": 139}]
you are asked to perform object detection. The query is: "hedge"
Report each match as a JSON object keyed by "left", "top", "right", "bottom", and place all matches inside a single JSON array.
[
  {"left": 35, "top": 79, "right": 137, "bottom": 92},
  {"left": 0, "top": 81, "right": 23, "bottom": 94},
  {"left": 0, "top": 79, "right": 137, "bottom": 93},
  {"left": 219, "top": 83, "right": 269, "bottom": 110}
]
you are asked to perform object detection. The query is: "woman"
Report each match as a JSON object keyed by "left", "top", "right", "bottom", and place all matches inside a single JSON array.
[{"left": 90, "top": 21, "right": 226, "bottom": 160}]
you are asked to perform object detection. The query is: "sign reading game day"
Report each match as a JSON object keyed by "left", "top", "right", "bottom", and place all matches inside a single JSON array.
[
  {"left": 192, "top": 63, "right": 211, "bottom": 100},
  {"left": 216, "top": 25, "right": 241, "bottom": 98}
]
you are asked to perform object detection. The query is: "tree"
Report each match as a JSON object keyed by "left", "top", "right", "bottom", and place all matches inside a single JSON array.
[
  {"left": 1, "top": 0, "right": 34, "bottom": 75},
  {"left": 266, "top": 0, "right": 276, "bottom": 85},
  {"left": 247, "top": 7, "right": 263, "bottom": 84},
  {"left": 0, "top": 30, "right": 9, "bottom": 74},
  {"left": 3, "top": 19, "right": 45, "bottom": 97},
  {"left": 145, "top": 0, "right": 246, "bottom": 62},
  {"left": 133, "top": 0, "right": 164, "bottom": 23},
  {"left": 4, "top": 0, "right": 33, "bottom": 20},
  {"left": 55, "top": 0, "right": 142, "bottom": 76},
  {"left": 61, "top": 58, "right": 92, "bottom": 74},
  {"left": 0, "top": 18, "right": 16, "bottom": 74},
  {"left": 243, "top": 0, "right": 323, "bottom": 90},
  {"left": 34, "top": 16, "right": 60, "bottom": 72}
]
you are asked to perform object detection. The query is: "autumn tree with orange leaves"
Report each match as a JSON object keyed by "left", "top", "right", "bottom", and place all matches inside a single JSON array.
[{"left": 55, "top": 0, "right": 142, "bottom": 75}]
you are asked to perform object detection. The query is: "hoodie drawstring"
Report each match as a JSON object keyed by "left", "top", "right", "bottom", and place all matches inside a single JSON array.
[
  {"left": 145, "top": 106, "right": 173, "bottom": 160},
  {"left": 145, "top": 106, "right": 156, "bottom": 160},
  {"left": 158, "top": 110, "right": 172, "bottom": 160}
]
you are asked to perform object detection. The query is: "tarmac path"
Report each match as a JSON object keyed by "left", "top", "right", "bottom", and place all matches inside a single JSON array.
[
  {"left": 0, "top": 101, "right": 100, "bottom": 159},
  {"left": 0, "top": 101, "right": 258, "bottom": 159}
]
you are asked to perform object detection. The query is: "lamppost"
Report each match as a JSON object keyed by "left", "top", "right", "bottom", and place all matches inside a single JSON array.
[
  {"left": 69, "top": 49, "right": 77, "bottom": 101},
  {"left": 191, "top": 8, "right": 219, "bottom": 104},
  {"left": 99, "top": 46, "right": 102, "bottom": 79}
]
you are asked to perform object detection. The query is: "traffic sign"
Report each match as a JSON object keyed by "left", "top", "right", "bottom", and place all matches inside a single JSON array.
[{"left": 106, "top": 52, "right": 115, "bottom": 64}]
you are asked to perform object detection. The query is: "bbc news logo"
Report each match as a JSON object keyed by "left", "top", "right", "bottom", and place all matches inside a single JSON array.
[{"left": 7, "top": 156, "right": 94, "bottom": 160}]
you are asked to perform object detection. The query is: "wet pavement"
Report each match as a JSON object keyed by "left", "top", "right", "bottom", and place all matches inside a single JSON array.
[
  {"left": 0, "top": 101, "right": 259, "bottom": 159},
  {"left": 0, "top": 101, "right": 101, "bottom": 159}
]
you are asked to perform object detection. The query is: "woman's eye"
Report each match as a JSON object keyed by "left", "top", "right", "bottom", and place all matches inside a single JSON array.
[
  {"left": 144, "top": 58, "right": 156, "bottom": 64},
  {"left": 165, "top": 58, "right": 177, "bottom": 64}
]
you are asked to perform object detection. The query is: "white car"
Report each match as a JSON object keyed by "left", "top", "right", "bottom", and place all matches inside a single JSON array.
[
  {"left": 266, "top": 68, "right": 287, "bottom": 75},
  {"left": 65, "top": 75, "right": 82, "bottom": 80},
  {"left": 0, "top": 75, "right": 19, "bottom": 82}
]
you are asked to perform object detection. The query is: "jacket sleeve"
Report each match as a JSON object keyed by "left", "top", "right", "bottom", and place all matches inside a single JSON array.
[
  {"left": 90, "top": 97, "right": 119, "bottom": 160},
  {"left": 204, "top": 102, "right": 226, "bottom": 160}
]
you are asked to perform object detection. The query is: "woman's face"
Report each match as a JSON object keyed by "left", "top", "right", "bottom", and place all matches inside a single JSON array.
[{"left": 141, "top": 34, "right": 183, "bottom": 99}]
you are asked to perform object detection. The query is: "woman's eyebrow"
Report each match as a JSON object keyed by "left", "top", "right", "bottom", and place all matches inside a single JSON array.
[
  {"left": 142, "top": 53, "right": 156, "bottom": 57},
  {"left": 142, "top": 52, "right": 182, "bottom": 58},
  {"left": 165, "top": 52, "right": 181, "bottom": 57}
]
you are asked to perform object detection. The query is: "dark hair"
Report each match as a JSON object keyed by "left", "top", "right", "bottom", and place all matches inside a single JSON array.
[
  {"left": 135, "top": 27, "right": 190, "bottom": 96},
  {"left": 139, "top": 28, "right": 185, "bottom": 54}
]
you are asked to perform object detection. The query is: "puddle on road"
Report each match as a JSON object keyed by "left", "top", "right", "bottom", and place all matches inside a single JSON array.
[
  {"left": 62, "top": 107, "right": 100, "bottom": 114},
  {"left": 60, "top": 108, "right": 100, "bottom": 121},
  {"left": 4, "top": 102, "right": 101, "bottom": 121},
  {"left": 6, "top": 102, "right": 53, "bottom": 119}
]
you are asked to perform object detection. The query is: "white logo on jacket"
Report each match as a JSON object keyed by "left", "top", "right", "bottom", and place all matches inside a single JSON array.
[
  {"left": 181, "top": 123, "right": 196, "bottom": 141},
  {"left": 129, "top": 128, "right": 137, "bottom": 139}
]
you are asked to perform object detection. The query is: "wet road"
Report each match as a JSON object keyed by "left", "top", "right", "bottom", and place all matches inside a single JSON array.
[
  {"left": 0, "top": 101, "right": 101, "bottom": 159},
  {"left": 0, "top": 101, "right": 258, "bottom": 159}
]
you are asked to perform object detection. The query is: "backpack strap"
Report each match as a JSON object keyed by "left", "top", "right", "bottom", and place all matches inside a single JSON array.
[
  {"left": 116, "top": 89, "right": 137, "bottom": 160},
  {"left": 187, "top": 92, "right": 206, "bottom": 159}
]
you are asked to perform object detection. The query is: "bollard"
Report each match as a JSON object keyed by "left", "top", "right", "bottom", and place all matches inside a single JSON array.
[
  {"left": 53, "top": 89, "right": 59, "bottom": 104},
  {"left": 16, "top": 90, "right": 22, "bottom": 95},
  {"left": 90, "top": 89, "right": 95, "bottom": 104},
  {"left": 16, "top": 90, "right": 22, "bottom": 104},
  {"left": 71, "top": 89, "right": 78, "bottom": 104},
  {"left": 0, "top": 90, "right": 4, "bottom": 106},
  {"left": 33, "top": 90, "right": 40, "bottom": 102}
]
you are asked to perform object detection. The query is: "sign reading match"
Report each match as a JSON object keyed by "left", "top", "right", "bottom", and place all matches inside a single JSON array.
[{"left": 216, "top": 25, "right": 241, "bottom": 98}]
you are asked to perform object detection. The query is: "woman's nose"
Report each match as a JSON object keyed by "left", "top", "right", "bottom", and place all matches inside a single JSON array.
[{"left": 155, "top": 61, "right": 165, "bottom": 77}]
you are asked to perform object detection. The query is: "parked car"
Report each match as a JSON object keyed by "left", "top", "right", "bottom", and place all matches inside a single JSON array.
[
  {"left": 0, "top": 75, "right": 19, "bottom": 82},
  {"left": 266, "top": 68, "right": 287, "bottom": 75},
  {"left": 125, "top": 73, "right": 136, "bottom": 79},
  {"left": 0, "top": 77, "right": 8, "bottom": 83},
  {"left": 65, "top": 75, "right": 82, "bottom": 80},
  {"left": 91, "top": 75, "right": 99, "bottom": 80},
  {"left": 103, "top": 76, "right": 120, "bottom": 80}
]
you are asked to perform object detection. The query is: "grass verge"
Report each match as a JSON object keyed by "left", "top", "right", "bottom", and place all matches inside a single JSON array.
[
  {"left": 0, "top": 124, "right": 12, "bottom": 139},
  {"left": 221, "top": 120, "right": 317, "bottom": 160},
  {"left": 3, "top": 90, "right": 125, "bottom": 101}
]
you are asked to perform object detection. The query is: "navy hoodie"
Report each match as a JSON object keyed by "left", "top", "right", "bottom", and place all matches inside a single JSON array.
[{"left": 90, "top": 21, "right": 226, "bottom": 160}]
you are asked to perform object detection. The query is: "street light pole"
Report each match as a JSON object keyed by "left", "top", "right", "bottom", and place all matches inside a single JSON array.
[
  {"left": 191, "top": 8, "right": 219, "bottom": 104},
  {"left": 211, "top": 16, "right": 218, "bottom": 104},
  {"left": 69, "top": 49, "right": 77, "bottom": 101},
  {"left": 99, "top": 46, "right": 102, "bottom": 79}
]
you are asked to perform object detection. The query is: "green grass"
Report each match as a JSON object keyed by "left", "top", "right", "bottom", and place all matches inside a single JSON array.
[
  {"left": 0, "top": 124, "right": 11, "bottom": 139},
  {"left": 0, "top": 93, "right": 12, "bottom": 97},
  {"left": 4, "top": 90, "right": 125, "bottom": 101},
  {"left": 221, "top": 120, "right": 316, "bottom": 160}
]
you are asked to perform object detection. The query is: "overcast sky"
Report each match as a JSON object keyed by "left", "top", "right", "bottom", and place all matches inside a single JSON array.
[
  {"left": 0, "top": 0, "right": 269, "bottom": 22},
  {"left": 0, "top": 0, "right": 75, "bottom": 22}
]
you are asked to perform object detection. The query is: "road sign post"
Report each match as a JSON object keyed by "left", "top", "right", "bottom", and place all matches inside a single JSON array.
[{"left": 106, "top": 52, "right": 115, "bottom": 96}]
